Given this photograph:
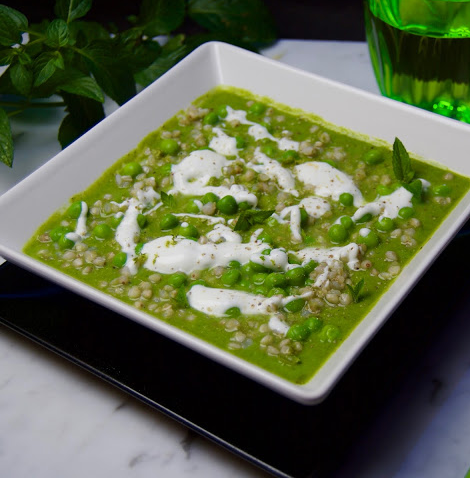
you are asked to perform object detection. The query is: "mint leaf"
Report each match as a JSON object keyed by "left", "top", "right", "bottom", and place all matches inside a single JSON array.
[
  {"left": 187, "top": 0, "right": 276, "bottom": 44},
  {"left": 161, "top": 191, "right": 176, "bottom": 208},
  {"left": 392, "top": 137, "right": 414, "bottom": 184},
  {"left": 33, "top": 52, "right": 64, "bottom": 87},
  {"left": 45, "top": 19, "right": 70, "bottom": 48},
  {"left": 403, "top": 178, "right": 423, "bottom": 200},
  {"left": 0, "top": 108, "right": 13, "bottom": 167},
  {"left": 175, "top": 286, "right": 189, "bottom": 308},
  {"left": 69, "top": 21, "right": 110, "bottom": 47},
  {"left": 57, "top": 74, "right": 104, "bottom": 103},
  {"left": 9, "top": 62, "right": 33, "bottom": 95},
  {"left": 234, "top": 209, "right": 274, "bottom": 232},
  {"left": 346, "top": 278, "right": 364, "bottom": 303},
  {"left": 54, "top": 0, "right": 92, "bottom": 23},
  {"left": 138, "top": 0, "right": 185, "bottom": 36},
  {"left": 82, "top": 40, "right": 136, "bottom": 105},
  {"left": 0, "top": 48, "right": 15, "bottom": 66},
  {"left": 0, "top": 5, "right": 28, "bottom": 46},
  {"left": 58, "top": 93, "right": 105, "bottom": 148}
]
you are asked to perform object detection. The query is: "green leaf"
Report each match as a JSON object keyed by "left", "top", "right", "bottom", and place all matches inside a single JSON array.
[
  {"left": 55, "top": 0, "right": 92, "bottom": 23},
  {"left": 33, "top": 52, "right": 64, "bottom": 87},
  {"left": 346, "top": 278, "right": 364, "bottom": 304},
  {"left": 0, "top": 5, "right": 28, "bottom": 46},
  {"left": 392, "top": 137, "right": 414, "bottom": 184},
  {"left": 69, "top": 21, "right": 110, "bottom": 47},
  {"left": 0, "top": 48, "right": 15, "bottom": 66},
  {"left": 160, "top": 191, "right": 176, "bottom": 208},
  {"left": 58, "top": 93, "right": 105, "bottom": 148},
  {"left": 0, "top": 107, "right": 13, "bottom": 167},
  {"left": 57, "top": 74, "right": 104, "bottom": 102},
  {"left": 82, "top": 40, "right": 136, "bottom": 105},
  {"left": 138, "top": 0, "right": 185, "bottom": 36},
  {"left": 234, "top": 209, "right": 274, "bottom": 231},
  {"left": 45, "top": 19, "right": 70, "bottom": 48},
  {"left": 187, "top": 0, "right": 276, "bottom": 44},
  {"left": 9, "top": 62, "right": 33, "bottom": 95},
  {"left": 403, "top": 178, "right": 423, "bottom": 200}
]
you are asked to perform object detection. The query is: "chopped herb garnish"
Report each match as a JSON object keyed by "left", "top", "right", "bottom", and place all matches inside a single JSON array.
[
  {"left": 161, "top": 191, "right": 176, "bottom": 208},
  {"left": 233, "top": 209, "right": 274, "bottom": 231},
  {"left": 392, "top": 137, "right": 415, "bottom": 184},
  {"left": 347, "top": 278, "right": 364, "bottom": 303}
]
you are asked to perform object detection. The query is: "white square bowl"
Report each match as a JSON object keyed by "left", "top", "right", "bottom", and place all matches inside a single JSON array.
[{"left": 0, "top": 41, "right": 469, "bottom": 405}]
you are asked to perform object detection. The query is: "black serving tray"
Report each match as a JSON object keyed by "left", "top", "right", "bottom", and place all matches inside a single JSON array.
[{"left": 1, "top": 223, "right": 469, "bottom": 478}]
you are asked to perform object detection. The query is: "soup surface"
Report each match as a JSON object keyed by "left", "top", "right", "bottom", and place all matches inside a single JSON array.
[{"left": 24, "top": 86, "right": 470, "bottom": 384}]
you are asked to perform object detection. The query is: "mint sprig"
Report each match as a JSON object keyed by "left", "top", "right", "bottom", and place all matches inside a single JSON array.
[
  {"left": 0, "top": 0, "right": 276, "bottom": 167},
  {"left": 392, "top": 137, "right": 415, "bottom": 184},
  {"left": 347, "top": 278, "right": 364, "bottom": 304},
  {"left": 234, "top": 209, "right": 274, "bottom": 232},
  {"left": 161, "top": 191, "right": 176, "bottom": 208}
]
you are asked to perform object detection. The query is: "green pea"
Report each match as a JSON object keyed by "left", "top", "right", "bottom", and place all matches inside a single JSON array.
[
  {"left": 398, "top": 206, "right": 414, "bottom": 219},
  {"left": 432, "top": 184, "right": 451, "bottom": 196},
  {"left": 376, "top": 217, "right": 394, "bottom": 232},
  {"left": 286, "top": 267, "right": 307, "bottom": 286},
  {"left": 305, "top": 317, "right": 323, "bottom": 332},
  {"left": 258, "top": 232, "right": 273, "bottom": 244},
  {"left": 216, "top": 105, "right": 228, "bottom": 118},
  {"left": 160, "top": 213, "right": 179, "bottom": 230},
  {"left": 202, "top": 192, "right": 219, "bottom": 204},
  {"left": 137, "top": 214, "right": 147, "bottom": 228},
  {"left": 267, "top": 287, "right": 286, "bottom": 297},
  {"left": 280, "top": 150, "right": 298, "bottom": 164},
  {"left": 340, "top": 216, "right": 354, "bottom": 230},
  {"left": 217, "top": 195, "right": 238, "bottom": 215},
  {"left": 249, "top": 102, "right": 266, "bottom": 115},
  {"left": 113, "top": 252, "right": 127, "bottom": 268},
  {"left": 160, "top": 138, "right": 179, "bottom": 155},
  {"left": 190, "top": 279, "right": 207, "bottom": 288},
  {"left": 328, "top": 224, "right": 348, "bottom": 243},
  {"left": 300, "top": 208, "right": 308, "bottom": 226},
  {"left": 260, "top": 144, "right": 275, "bottom": 156},
  {"left": 364, "top": 149, "right": 384, "bottom": 165},
  {"left": 238, "top": 279, "right": 250, "bottom": 289},
  {"left": 50, "top": 226, "right": 71, "bottom": 242},
  {"left": 225, "top": 307, "right": 241, "bottom": 318},
  {"left": 235, "top": 136, "right": 245, "bottom": 148},
  {"left": 376, "top": 185, "right": 392, "bottom": 196},
  {"left": 159, "top": 163, "right": 172, "bottom": 176},
  {"left": 286, "top": 323, "right": 310, "bottom": 341},
  {"left": 110, "top": 215, "right": 123, "bottom": 228},
  {"left": 265, "top": 273, "right": 286, "bottom": 290},
  {"left": 121, "top": 161, "right": 143, "bottom": 177},
  {"left": 250, "top": 261, "right": 268, "bottom": 273},
  {"left": 93, "top": 223, "right": 112, "bottom": 239},
  {"left": 228, "top": 260, "right": 241, "bottom": 269},
  {"left": 203, "top": 112, "right": 219, "bottom": 125},
  {"left": 303, "top": 260, "right": 318, "bottom": 274},
  {"left": 304, "top": 236, "right": 315, "bottom": 245},
  {"left": 339, "top": 192, "right": 354, "bottom": 206},
  {"left": 186, "top": 201, "right": 200, "bottom": 213},
  {"left": 241, "top": 262, "right": 254, "bottom": 276},
  {"left": 261, "top": 122, "right": 273, "bottom": 133},
  {"left": 238, "top": 201, "right": 251, "bottom": 211},
  {"left": 180, "top": 223, "right": 199, "bottom": 238},
  {"left": 67, "top": 201, "right": 83, "bottom": 219},
  {"left": 135, "top": 242, "right": 144, "bottom": 255},
  {"left": 58, "top": 234, "right": 74, "bottom": 249},
  {"left": 319, "top": 324, "right": 340, "bottom": 343},
  {"left": 285, "top": 298, "right": 305, "bottom": 313},
  {"left": 253, "top": 273, "right": 267, "bottom": 285},
  {"left": 168, "top": 272, "right": 187, "bottom": 287},
  {"left": 356, "top": 213, "right": 373, "bottom": 224},
  {"left": 254, "top": 285, "right": 268, "bottom": 295},
  {"left": 222, "top": 269, "right": 241, "bottom": 286},
  {"left": 362, "top": 230, "right": 379, "bottom": 248}
]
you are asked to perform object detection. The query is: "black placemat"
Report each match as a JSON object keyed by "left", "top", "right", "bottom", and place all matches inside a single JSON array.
[{"left": 1, "top": 225, "right": 469, "bottom": 478}]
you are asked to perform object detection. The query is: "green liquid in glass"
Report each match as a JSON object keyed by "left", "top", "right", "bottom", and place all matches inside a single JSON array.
[{"left": 365, "top": 0, "right": 470, "bottom": 122}]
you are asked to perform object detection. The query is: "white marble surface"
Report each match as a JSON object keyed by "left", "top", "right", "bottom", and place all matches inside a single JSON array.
[{"left": 1, "top": 40, "right": 470, "bottom": 478}]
